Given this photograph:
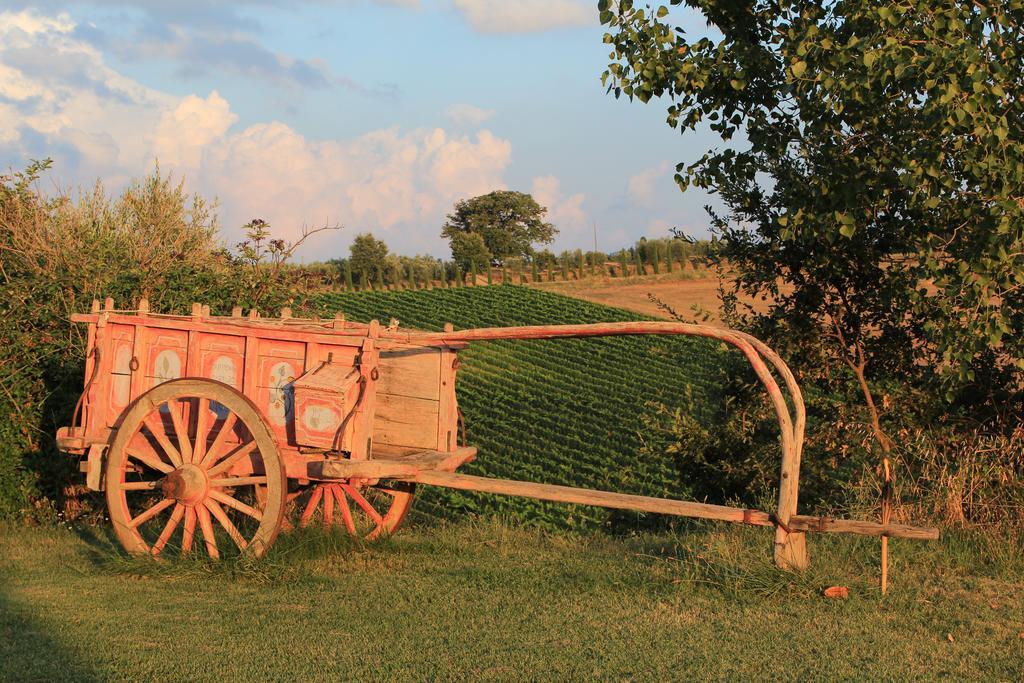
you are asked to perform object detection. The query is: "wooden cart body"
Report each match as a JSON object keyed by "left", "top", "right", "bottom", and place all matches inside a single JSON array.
[
  {"left": 58, "top": 299, "right": 937, "bottom": 567},
  {"left": 59, "top": 303, "right": 465, "bottom": 485}
]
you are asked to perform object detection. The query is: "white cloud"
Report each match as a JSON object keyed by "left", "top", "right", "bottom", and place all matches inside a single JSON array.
[
  {"left": 198, "top": 123, "right": 511, "bottom": 250},
  {"left": 444, "top": 103, "right": 495, "bottom": 127},
  {"left": 152, "top": 91, "right": 237, "bottom": 169},
  {"left": 531, "top": 174, "right": 587, "bottom": 249},
  {"left": 0, "top": 10, "right": 174, "bottom": 182},
  {"left": 0, "top": 10, "right": 513, "bottom": 255},
  {"left": 627, "top": 161, "right": 670, "bottom": 207},
  {"left": 452, "top": 0, "right": 593, "bottom": 33},
  {"left": 0, "top": 8, "right": 72, "bottom": 36}
]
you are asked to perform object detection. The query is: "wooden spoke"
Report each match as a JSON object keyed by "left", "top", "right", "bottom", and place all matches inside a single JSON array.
[
  {"left": 198, "top": 412, "right": 238, "bottom": 469},
  {"left": 196, "top": 504, "right": 219, "bottom": 559},
  {"left": 206, "top": 440, "right": 258, "bottom": 478},
  {"left": 168, "top": 399, "right": 194, "bottom": 464},
  {"left": 182, "top": 508, "right": 196, "bottom": 553},
  {"left": 342, "top": 484, "right": 384, "bottom": 525},
  {"left": 208, "top": 489, "right": 263, "bottom": 521},
  {"left": 323, "top": 484, "right": 335, "bottom": 528},
  {"left": 152, "top": 504, "right": 185, "bottom": 555},
  {"left": 142, "top": 416, "right": 184, "bottom": 468},
  {"left": 121, "top": 480, "right": 161, "bottom": 491},
  {"left": 204, "top": 498, "right": 247, "bottom": 551},
  {"left": 192, "top": 398, "right": 211, "bottom": 465},
  {"left": 129, "top": 497, "right": 175, "bottom": 529},
  {"left": 299, "top": 486, "right": 324, "bottom": 528},
  {"left": 209, "top": 476, "right": 268, "bottom": 488},
  {"left": 125, "top": 447, "right": 174, "bottom": 475},
  {"left": 334, "top": 486, "right": 357, "bottom": 535}
]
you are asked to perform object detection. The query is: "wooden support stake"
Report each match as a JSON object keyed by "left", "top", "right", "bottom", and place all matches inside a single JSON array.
[
  {"left": 881, "top": 458, "right": 892, "bottom": 594},
  {"left": 231, "top": 306, "right": 243, "bottom": 318},
  {"left": 137, "top": 298, "right": 149, "bottom": 315}
]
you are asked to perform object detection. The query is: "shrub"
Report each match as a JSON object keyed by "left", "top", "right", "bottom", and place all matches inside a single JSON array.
[{"left": 0, "top": 162, "right": 329, "bottom": 520}]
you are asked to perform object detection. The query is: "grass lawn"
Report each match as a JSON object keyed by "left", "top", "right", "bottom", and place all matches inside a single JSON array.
[{"left": 2, "top": 518, "right": 1022, "bottom": 681}]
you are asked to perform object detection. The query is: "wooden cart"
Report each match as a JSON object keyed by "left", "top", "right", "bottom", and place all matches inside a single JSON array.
[{"left": 58, "top": 298, "right": 937, "bottom": 565}]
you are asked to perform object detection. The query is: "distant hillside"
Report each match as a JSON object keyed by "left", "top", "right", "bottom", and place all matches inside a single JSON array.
[{"left": 309, "top": 286, "right": 732, "bottom": 529}]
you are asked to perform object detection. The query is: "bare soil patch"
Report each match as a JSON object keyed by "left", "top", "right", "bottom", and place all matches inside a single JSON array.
[{"left": 531, "top": 272, "right": 771, "bottom": 324}]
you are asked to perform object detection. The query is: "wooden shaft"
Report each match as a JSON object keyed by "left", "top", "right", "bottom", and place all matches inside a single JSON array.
[
  {"left": 404, "top": 471, "right": 938, "bottom": 541},
  {"left": 389, "top": 320, "right": 809, "bottom": 569}
]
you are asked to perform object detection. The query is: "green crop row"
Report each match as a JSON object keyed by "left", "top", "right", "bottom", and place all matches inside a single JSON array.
[{"left": 308, "top": 286, "right": 737, "bottom": 530}]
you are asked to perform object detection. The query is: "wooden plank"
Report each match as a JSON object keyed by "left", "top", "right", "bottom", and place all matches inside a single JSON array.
[
  {"left": 377, "top": 347, "right": 440, "bottom": 400},
  {"left": 436, "top": 348, "right": 458, "bottom": 451},
  {"left": 129, "top": 324, "right": 150, "bottom": 404},
  {"left": 787, "top": 515, "right": 938, "bottom": 541},
  {"left": 350, "top": 330, "right": 379, "bottom": 461},
  {"left": 373, "top": 394, "right": 439, "bottom": 449},
  {"left": 401, "top": 471, "right": 939, "bottom": 541},
  {"left": 68, "top": 311, "right": 452, "bottom": 352},
  {"left": 320, "top": 446, "right": 477, "bottom": 479}
]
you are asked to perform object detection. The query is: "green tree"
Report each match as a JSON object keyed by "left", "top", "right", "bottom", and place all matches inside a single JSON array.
[
  {"left": 449, "top": 230, "right": 491, "bottom": 272},
  {"left": 349, "top": 233, "right": 388, "bottom": 285},
  {"left": 442, "top": 191, "right": 558, "bottom": 263},
  {"left": 343, "top": 260, "right": 354, "bottom": 291},
  {"left": 602, "top": 0, "right": 1024, "bottom": 407}
]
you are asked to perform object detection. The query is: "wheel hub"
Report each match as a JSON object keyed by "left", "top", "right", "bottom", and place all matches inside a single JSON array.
[{"left": 161, "top": 464, "right": 208, "bottom": 506}]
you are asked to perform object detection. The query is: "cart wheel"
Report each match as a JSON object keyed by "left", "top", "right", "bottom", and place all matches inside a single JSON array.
[
  {"left": 104, "top": 378, "right": 287, "bottom": 559},
  {"left": 292, "top": 480, "right": 415, "bottom": 540}
]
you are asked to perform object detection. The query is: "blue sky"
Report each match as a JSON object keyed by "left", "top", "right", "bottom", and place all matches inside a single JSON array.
[{"left": 0, "top": 1, "right": 722, "bottom": 259}]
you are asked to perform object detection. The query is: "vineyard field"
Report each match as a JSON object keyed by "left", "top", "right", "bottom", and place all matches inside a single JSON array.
[{"left": 309, "top": 286, "right": 735, "bottom": 529}]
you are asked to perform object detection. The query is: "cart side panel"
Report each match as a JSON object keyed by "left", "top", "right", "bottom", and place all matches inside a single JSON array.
[
  {"left": 144, "top": 328, "right": 188, "bottom": 390},
  {"left": 195, "top": 332, "right": 246, "bottom": 390},
  {"left": 106, "top": 324, "right": 136, "bottom": 426},
  {"left": 252, "top": 338, "right": 306, "bottom": 445},
  {"left": 373, "top": 347, "right": 442, "bottom": 450}
]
